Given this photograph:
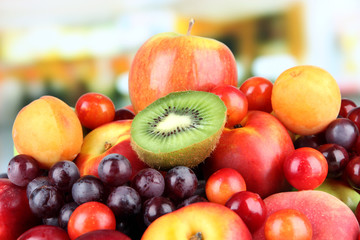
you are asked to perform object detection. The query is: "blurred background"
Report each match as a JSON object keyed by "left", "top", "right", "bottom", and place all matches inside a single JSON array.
[{"left": 1, "top": 0, "right": 360, "bottom": 172}]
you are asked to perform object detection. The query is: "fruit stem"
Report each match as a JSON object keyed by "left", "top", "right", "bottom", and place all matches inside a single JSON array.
[
  {"left": 189, "top": 232, "right": 203, "bottom": 240},
  {"left": 104, "top": 142, "right": 112, "bottom": 151},
  {"left": 187, "top": 18, "right": 195, "bottom": 36}
]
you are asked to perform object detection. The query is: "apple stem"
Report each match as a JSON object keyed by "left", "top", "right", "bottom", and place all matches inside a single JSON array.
[
  {"left": 189, "top": 232, "right": 203, "bottom": 240},
  {"left": 104, "top": 142, "right": 112, "bottom": 151},
  {"left": 187, "top": 18, "right": 195, "bottom": 36}
]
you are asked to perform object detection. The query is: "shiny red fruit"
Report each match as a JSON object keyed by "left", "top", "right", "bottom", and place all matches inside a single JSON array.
[
  {"left": 283, "top": 147, "right": 328, "bottom": 190},
  {"left": 265, "top": 209, "right": 312, "bottom": 240},
  {"left": 17, "top": 225, "right": 70, "bottom": 240},
  {"left": 75, "top": 92, "right": 115, "bottom": 129},
  {"left": 345, "top": 156, "right": 360, "bottom": 190},
  {"left": 339, "top": 98, "right": 357, "bottom": 117},
  {"left": 67, "top": 201, "right": 116, "bottom": 240},
  {"left": 239, "top": 76, "right": 273, "bottom": 113},
  {"left": 225, "top": 191, "right": 266, "bottom": 233},
  {"left": 205, "top": 168, "right": 246, "bottom": 205},
  {"left": 347, "top": 107, "right": 360, "bottom": 131},
  {"left": 210, "top": 85, "right": 248, "bottom": 128},
  {"left": 74, "top": 230, "right": 131, "bottom": 240}
]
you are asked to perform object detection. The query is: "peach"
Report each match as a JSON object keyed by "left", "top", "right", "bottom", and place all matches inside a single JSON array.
[
  {"left": 12, "top": 96, "right": 83, "bottom": 169},
  {"left": 141, "top": 202, "right": 252, "bottom": 240},
  {"left": 253, "top": 190, "right": 360, "bottom": 240},
  {"left": 271, "top": 65, "right": 341, "bottom": 135}
]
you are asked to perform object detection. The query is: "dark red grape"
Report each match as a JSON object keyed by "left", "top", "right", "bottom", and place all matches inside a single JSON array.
[
  {"left": 225, "top": 191, "right": 267, "bottom": 233},
  {"left": 294, "top": 135, "right": 323, "bottom": 149},
  {"left": 347, "top": 107, "right": 360, "bottom": 130},
  {"left": 346, "top": 156, "right": 360, "bottom": 190},
  {"left": 98, "top": 154, "right": 132, "bottom": 187},
  {"left": 143, "top": 196, "right": 175, "bottom": 226},
  {"left": 114, "top": 108, "right": 135, "bottom": 121},
  {"left": 43, "top": 216, "right": 60, "bottom": 227},
  {"left": 340, "top": 98, "right": 357, "bottom": 117},
  {"left": 58, "top": 202, "right": 78, "bottom": 230},
  {"left": 71, "top": 175, "right": 105, "bottom": 205},
  {"left": 317, "top": 143, "right": 349, "bottom": 178},
  {"left": 164, "top": 166, "right": 198, "bottom": 201},
  {"left": 29, "top": 185, "right": 64, "bottom": 218},
  {"left": 325, "top": 118, "right": 359, "bottom": 150},
  {"left": 27, "top": 176, "right": 51, "bottom": 199},
  {"left": 7, "top": 154, "right": 40, "bottom": 187},
  {"left": 49, "top": 160, "right": 80, "bottom": 191},
  {"left": 106, "top": 186, "right": 141, "bottom": 218},
  {"left": 131, "top": 168, "right": 165, "bottom": 199},
  {"left": 177, "top": 195, "right": 208, "bottom": 209}
]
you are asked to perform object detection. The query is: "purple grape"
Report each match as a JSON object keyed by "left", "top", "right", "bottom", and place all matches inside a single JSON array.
[
  {"left": 164, "top": 166, "right": 198, "bottom": 201},
  {"left": 0, "top": 173, "right": 8, "bottom": 178},
  {"left": 325, "top": 118, "right": 359, "bottom": 150},
  {"left": 29, "top": 185, "right": 64, "bottom": 218},
  {"left": 71, "top": 175, "right": 105, "bottom": 204},
  {"left": 58, "top": 202, "right": 78, "bottom": 230},
  {"left": 131, "top": 168, "right": 165, "bottom": 199},
  {"left": 143, "top": 196, "right": 175, "bottom": 226},
  {"left": 177, "top": 195, "right": 208, "bottom": 209},
  {"left": 106, "top": 186, "right": 141, "bottom": 218},
  {"left": 294, "top": 135, "right": 323, "bottom": 149},
  {"left": 98, "top": 153, "right": 132, "bottom": 187},
  {"left": 7, "top": 154, "right": 40, "bottom": 187},
  {"left": 317, "top": 143, "right": 349, "bottom": 178},
  {"left": 42, "top": 216, "right": 60, "bottom": 227},
  {"left": 26, "top": 176, "right": 51, "bottom": 199},
  {"left": 48, "top": 160, "right": 80, "bottom": 191},
  {"left": 114, "top": 108, "right": 135, "bottom": 121}
]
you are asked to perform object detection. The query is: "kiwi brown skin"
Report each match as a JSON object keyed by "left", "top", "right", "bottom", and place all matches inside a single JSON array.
[
  {"left": 130, "top": 90, "right": 227, "bottom": 170},
  {"left": 130, "top": 123, "right": 225, "bottom": 170}
]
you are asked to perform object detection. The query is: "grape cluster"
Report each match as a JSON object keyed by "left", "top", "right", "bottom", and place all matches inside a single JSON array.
[
  {"left": 4, "top": 152, "right": 205, "bottom": 239},
  {"left": 295, "top": 98, "right": 360, "bottom": 189}
]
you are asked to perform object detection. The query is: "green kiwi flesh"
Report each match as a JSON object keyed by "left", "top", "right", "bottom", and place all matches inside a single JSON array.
[{"left": 130, "top": 90, "right": 227, "bottom": 169}]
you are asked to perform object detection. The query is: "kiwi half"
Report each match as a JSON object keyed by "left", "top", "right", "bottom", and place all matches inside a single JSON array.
[{"left": 130, "top": 90, "right": 227, "bottom": 169}]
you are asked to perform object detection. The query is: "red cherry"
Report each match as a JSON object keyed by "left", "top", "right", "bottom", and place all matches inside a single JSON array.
[
  {"left": 225, "top": 191, "right": 266, "bottom": 233},
  {"left": 340, "top": 98, "right": 356, "bottom": 117},
  {"left": 75, "top": 92, "right": 115, "bottom": 129},
  {"left": 210, "top": 85, "right": 248, "bottom": 128},
  {"left": 239, "top": 76, "right": 273, "bottom": 113},
  {"left": 283, "top": 147, "right": 328, "bottom": 190}
]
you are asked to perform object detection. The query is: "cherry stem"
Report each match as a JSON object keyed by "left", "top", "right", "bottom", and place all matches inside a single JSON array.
[
  {"left": 189, "top": 232, "right": 203, "bottom": 240},
  {"left": 187, "top": 18, "right": 195, "bottom": 36}
]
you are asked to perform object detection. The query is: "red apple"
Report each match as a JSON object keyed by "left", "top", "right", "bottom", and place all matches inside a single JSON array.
[
  {"left": 128, "top": 20, "right": 238, "bottom": 114},
  {"left": 0, "top": 179, "right": 40, "bottom": 240},
  {"left": 204, "top": 111, "right": 295, "bottom": 198},
  {"left": 75, "top": 120, "right": 148, "bottom": 179}
]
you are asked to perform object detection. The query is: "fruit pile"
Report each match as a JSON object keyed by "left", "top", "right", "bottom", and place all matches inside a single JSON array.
[{"left": 2, "top": 21, "right": 360, "bottom": 240}]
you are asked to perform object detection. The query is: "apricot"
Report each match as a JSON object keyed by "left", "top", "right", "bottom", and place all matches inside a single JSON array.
[
  {"left": 271, "top": 65, "right": 341, "bottom": 135},
  {"left": 12, "top": 96, "right": 83, "bottom": 169}
]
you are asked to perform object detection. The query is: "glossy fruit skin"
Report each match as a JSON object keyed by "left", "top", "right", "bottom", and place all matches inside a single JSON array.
[
  {"left": 67, "top": 201, "right": 116, "bottom": 240},
  {"left": 347, "top": 107, "right": 360, "bottom": 130},
  {"left": 346, "top": 156, "right": 360, "bottom": 190},
  {"left": 114, "top": 108, "right": 135, "bottom": 121},
  {"left": 317, "top": 143, "right": 349, "bottom": 178},
  {"left": 17, "top": 225, "right": 70, "bottom": 240},
  {"left": 128, "top": 32, "right": 238, "bottom": 114},
  {"left": 283, "top": 147, "right": 328, "bottom": 190},
  {"left": 7, "top": 154, "right": 40, "bottom": 187},
  {"left": 225, "top": 191, "right": 266, "bottom": 233},
  {"left": 75, "top": 92, "right": 115, "bottom": 129},
  {"left": 26, "top": 176, "right": 51, "bottom": 199},
  {"left": 204, "top": 111, "right": 294, "bottom": 198},
  {"left": 71, "top": 175, "right": 105, "bottom": 205},
  {"left": 0, "top": 179, "right": 40, "bottom": 240},
  {"left": 48, "top": 160, "right": 80, "bottom": 191},
  {"left": 264, "top": 209, "right": 312, "bottom": 240},
  {"left": 58, "top": 202, "right": 79, "bottom": 230},
  {"left": 210, "top": 85, "right": 248, "bottom": 128},
  {"left": 239, "top": 76, "right": 273, "bottom": 113},
  {"left": 294, "top": 135, "right": 323, "bottom": 149},
  {"left": 106, "top": 186, "right": 141, "bottom": 218},
  {"left": 325, "top": 118, "right": 359, "bottom": 150},
  {"left": 205, "top": 168, "right": 246, "bottom": 205},
  {"left": 74, "top": 229, "right": 131, "bottom": 240},
  {"left": 98, "top": 153, "right": 132, "bottom": 187},
  {"left": 339, "top": 98, "right": 357, "bottom": 117},
  {"left": 29, "top": 185, "right": 64, "bottom": 218},
  {"left": 131, "top": 168, "right": 165, "bottom": 199},
  {"left": 143, "top": 196, "right": 175, "bottom": 226}
]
